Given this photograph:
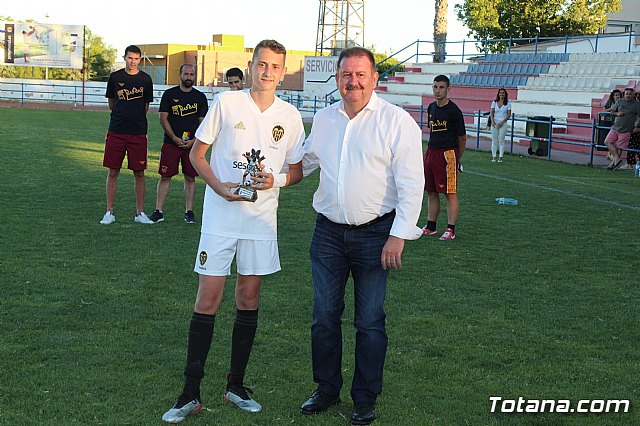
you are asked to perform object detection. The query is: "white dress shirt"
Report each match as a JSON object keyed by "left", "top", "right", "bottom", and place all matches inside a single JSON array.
[{"left": 303, "top": 92, "right": 424, "bottom": 240}]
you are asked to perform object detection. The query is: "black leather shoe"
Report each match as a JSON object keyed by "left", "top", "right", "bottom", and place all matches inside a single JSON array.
[
  {"left": 351, "top": 403, "right": 376, "bottom": 425},
  {"left": 300, "top": 390, "right": 341, "bottom": 414}
]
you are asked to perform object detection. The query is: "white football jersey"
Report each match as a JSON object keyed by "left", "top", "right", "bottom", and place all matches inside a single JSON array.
[{"left": 195, "top": 90, "right": 305, "bottom": 240}]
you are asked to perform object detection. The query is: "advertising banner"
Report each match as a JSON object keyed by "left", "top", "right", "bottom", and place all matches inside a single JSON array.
[
  {"left": 1, "top": 21, "right": 83, "bottom": 68},
  {"left": 304, "top": 56, "right": 338, "bottom": 84}
]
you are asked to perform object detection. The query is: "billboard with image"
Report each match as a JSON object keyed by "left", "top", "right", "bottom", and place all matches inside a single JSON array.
[{"left": 1, "top": 21, "right": 84, "bottom": 68}]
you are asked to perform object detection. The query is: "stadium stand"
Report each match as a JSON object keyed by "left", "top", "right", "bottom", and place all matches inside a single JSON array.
[{"left": 375, "top": 50, "right": 640, "bottom": 154}]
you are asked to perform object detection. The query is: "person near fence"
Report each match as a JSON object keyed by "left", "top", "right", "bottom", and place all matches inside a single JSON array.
[
  {"left": 602, "top": 89, "right": 623, "bottom": 161},
  {"left": 150, "top": 63, "right": 208, "bottom": 224},
  {"left": 299, "top": 46, "right": 424, "bottom": 426},
  {"left": 603, "top": 89, "right": 622, "bottom": 112},
  {"left": 604, "top": 87, "right": 640, "bottom": 170},
  {"left": 161, "top": 39, "right": 305, "bottom": 424},
  {"left": 226, "top": 68, "right": 244, "bottom": 91},
  {"left": 490, "top": 88, "right": 511, "bottom": 163},
  {"left": 422, "top": 74, "right": 467, "bottom": 241},
  {"left": 99, "top": 45, "right": 154, "bottom": 225}
]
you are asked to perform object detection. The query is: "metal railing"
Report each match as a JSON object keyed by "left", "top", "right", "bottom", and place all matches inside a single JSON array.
[
  {"left": 0, "top": 80, "right": 337, "bottom": 116},
  {"left": 4, "top": 78, "right": 639, "bottom": 166},
  {"left": 277, "top": 92, "right": 335, "bottom": 115},
  {"left": 403, "top": 106, "right": 640, "bottom": 166},
  {"left": 376, "top": 32, "right": 640, "bottom": 80},
  {"left": 0, "top": 81, "right": 107, "bottom": 108},
  {"left": 321, "top": 32, "right": 640, "bottom": 102}
]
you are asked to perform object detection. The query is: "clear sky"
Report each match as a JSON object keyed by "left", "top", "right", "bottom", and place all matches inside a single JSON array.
[{"left": 2, "top": 0, "right": 468, "bottom": 57}]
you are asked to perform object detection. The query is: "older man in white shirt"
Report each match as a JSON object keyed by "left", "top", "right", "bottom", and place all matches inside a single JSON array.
[{"left": 300, "top": 47, "right": 424, "bottom": 425}]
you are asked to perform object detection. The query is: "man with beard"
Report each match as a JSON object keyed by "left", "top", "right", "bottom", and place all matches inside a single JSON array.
[{"left": 150, "top": 64, "right": 209, "bottom": 223}]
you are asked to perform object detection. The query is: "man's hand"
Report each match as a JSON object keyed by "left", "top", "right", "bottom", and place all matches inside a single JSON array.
[
  {"left": 381, "top": 236, "right": 405, "bottom": 270},
  {"left": 181, "top": 138, "right": 195, "bottom": 149},
  {"left": 173, "top": 135, "right": 187, "bottom": 148}
]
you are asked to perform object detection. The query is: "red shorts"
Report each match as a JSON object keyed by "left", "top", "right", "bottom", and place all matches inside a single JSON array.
[
  {"left": 158, "top": 143, "right": 198, "bottom": 177},
  {"left": 424, "top": 147, "right": 459, "bottom": 194},
  {"left": 604, "top": 130, "right": 631, "bottom": 149},
  {"left": 103, "top": 131, "right": 148, "bottom": 171}
]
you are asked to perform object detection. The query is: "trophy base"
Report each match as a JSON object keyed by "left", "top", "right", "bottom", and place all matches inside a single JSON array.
[{"left": 236, "top": 186, "right": 257, "bottom": 202}]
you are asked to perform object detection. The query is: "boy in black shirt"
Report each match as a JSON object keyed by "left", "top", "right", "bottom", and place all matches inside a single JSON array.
[
  {"left": 100, "top": 45, "right": 154, "bottom": 225},
  {"left": 422, "top": 74, "right": 467, "bottom": 240}
]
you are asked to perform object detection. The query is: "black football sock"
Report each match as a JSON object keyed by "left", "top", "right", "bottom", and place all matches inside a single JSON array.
[
  {"left": 227, "top": 309, "right": 258, "bottom": 388},
  {"left": 183, "top": 312, "right": 215, "bottom": 400},
  {"left": 427, "top": 220, "right": 437, "bottom": 231},
  {"left": 447, "top": 224, "right": 456, "bottom": 233}
]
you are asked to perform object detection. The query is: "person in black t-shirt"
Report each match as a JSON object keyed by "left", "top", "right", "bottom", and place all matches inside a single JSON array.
[
  {"left": 150, "top": 64, "right": 209, "bottom": 224},
  {"left": 100, "top": 45, "right": 154, "bottom": 225},
  {"left": 421, "top": 74, "right": 467, "bottom": 241}
]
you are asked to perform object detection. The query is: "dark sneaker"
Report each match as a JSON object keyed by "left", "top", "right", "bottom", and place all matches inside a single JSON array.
[
  {"left": 150, "top": 210, "right": 164, "bottom": 223},
  {"left": 162, "top": 393, "right": 202, "bottom": 423},
  {"left": 184, "top": 210, "right": 196, "bottom": 224},
  {"left": 224, "top": 385, "right": 262, "bottom": 412}
]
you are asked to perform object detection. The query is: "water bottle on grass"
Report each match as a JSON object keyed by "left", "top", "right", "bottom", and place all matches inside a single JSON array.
[{"left": 495, "top": 198, "right": 518, "bottom": 205}]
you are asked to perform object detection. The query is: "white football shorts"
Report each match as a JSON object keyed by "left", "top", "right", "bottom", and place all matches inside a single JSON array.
[{"left": 194, "top": 233, "right": 281, "bottom": 276}]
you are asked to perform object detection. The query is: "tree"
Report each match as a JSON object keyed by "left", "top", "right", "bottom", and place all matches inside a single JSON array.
[
  {"left": 368, "top": 46, "right": 405, "bottom": 77},
  {"left": 433, "top": 0, "right": 448, "bottom": 63},
  {"left": 455, "top": 0, "right": 622, "bottom": 52},
  {"left": 85, "top": 28, "right": 117, "bottom": 81}
]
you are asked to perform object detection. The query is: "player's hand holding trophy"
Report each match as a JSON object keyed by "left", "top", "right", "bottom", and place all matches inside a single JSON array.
[{"left": 236, "top": 149, "right": 266, "bottom": 202}]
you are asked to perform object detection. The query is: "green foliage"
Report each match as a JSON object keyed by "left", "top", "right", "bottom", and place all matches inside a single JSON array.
[
  {"left": 369, "top": 46, "right": 405, "bottom": 77},
  {"left": 0, "top": 24, "right": 116, "bottom": 81},
  {"left": 85, "top": 27, "right": 117, "bottom": 81},
  {"left": 455, "top": 0, "right": 622, "bottom": 52}
]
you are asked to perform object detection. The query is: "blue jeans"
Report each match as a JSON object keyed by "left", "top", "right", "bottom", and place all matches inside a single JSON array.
[{"left": 310, "top": 213, "right": 392, "bottom": 404}]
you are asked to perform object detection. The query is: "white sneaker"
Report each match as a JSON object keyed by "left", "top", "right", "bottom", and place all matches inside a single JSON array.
[
  {"left": 224, "top": 386, "right": 262, "bottom": 412},
  {"left": 134, "top": 212, "right": 154, "bottom": 224},
  {"left": 99, "top": 211, "right": 116, "bottom": 225},
  {"left": 162, "top": 395, "right": 202, "bottom": 423}
]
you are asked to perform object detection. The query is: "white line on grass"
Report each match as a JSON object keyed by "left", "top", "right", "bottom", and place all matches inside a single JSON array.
[
  {"left": 546, "top": 175, "right": 632, "bottom": 194},
  {"left": 466, "top": 170, "right": 640, "bottom": 212}
]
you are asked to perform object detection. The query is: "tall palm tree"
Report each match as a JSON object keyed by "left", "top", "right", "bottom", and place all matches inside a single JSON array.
[{"left": 433, "top": 0, "right": 448, "bottom": 63}]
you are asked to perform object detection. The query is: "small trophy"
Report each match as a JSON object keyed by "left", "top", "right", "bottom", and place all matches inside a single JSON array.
[{"left": 236, "top": 149, "right": 266, "bottom": 202}]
